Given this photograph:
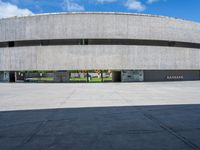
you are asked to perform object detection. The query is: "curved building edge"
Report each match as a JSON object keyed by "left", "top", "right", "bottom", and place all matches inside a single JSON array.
[{"left": 0, "top": 12, "right": 200, "bottom": 82}]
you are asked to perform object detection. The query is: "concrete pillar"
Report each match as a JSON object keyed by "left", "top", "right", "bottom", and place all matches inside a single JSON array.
[
  {"left": 112, "top": 71, "right": 121, "bottom": 82},
  {"left": 54, "top": 71, "right": 70, "bottom": 82}
]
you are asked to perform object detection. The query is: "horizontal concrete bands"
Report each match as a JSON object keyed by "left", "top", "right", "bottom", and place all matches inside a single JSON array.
[
  {"left": 0, "top": 13, "right": 200, "bottom": 71},
  {"left": 0, "top": 39, "right": 200, "bottom": 49},
  {"left": 0, "top": 45, "right": 200, "bottom": 71},
  {"left": 0, "top": 12, "right": 200, "bottom": 44}
]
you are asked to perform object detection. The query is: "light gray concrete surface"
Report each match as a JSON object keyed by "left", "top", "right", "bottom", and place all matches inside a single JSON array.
[
  {"left": 0, "top": 81, "right": 200, "bottom": 111},
  {"left": 1, "top": 45, "right": 200, "bottom": 71},
  {"left": 1, "top": 12, "right": 200, "bottom": 43},
  {"left": 0, "top": 82, "right": 200, "bottom": 150},
  {"left": 0, "top": 12, "right": 200, "bottom": 71}
]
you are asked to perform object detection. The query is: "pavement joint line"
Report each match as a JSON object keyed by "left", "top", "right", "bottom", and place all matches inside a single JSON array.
[
  {"left": 143, "top": 112, "right": 200, "bottom": 150},
  {"left": 0, "top": 109, "right": 140, "bottom": 128},
  {"left": 0, "top": 115, "right": 74, "bottom": 129},
  {"left": 13, "top": 120, "right": 47, "bottom": 150},
  {"left": 23, "top": 129, "right": 164, "bottom": 137},
  {"left": 105, "top": 129, "right": 163, "bottom": 135},
  {"left": 59, "top": 89, "right": 76, "bottom": 105},
  {"left": 113, "top": 90, "right": 131, "bottom": 104},
  {"left": 145, "top": 107, "right": 188, "bottom": 112},
  {"left": 0, "top": 120, "right": 45, "bottom": 128},
  {"left": 46, "top": 134, "right": 64, "bottom": 149}
]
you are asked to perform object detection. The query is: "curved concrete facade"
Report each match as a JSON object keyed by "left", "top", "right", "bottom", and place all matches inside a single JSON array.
[
  {"left": 0, "top": 46, "right": 200, "bottom": 71},
  {"left": 0, "top": 12, "right": 200, "bottom": 43},
  {"left": 0, "top": 12, "right": 200, "bottom": 82}
]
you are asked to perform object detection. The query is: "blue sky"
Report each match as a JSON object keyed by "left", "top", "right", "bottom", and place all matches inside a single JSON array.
[{"left": 0, "top": 0, "right": 199, "bottom": 22}]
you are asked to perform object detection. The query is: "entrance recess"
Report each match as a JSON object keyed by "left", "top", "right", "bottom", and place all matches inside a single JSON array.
[{"left": 69, "top": 70, "right": 113, "bottom": 83}]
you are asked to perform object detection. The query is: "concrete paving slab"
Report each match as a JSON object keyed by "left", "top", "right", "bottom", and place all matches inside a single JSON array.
[
  {"left": 19, "top": 132, "right": 194, "bottom": 150},
  {"left": 0, "top": 82, "right": 200, "bottom": 150},
  {"left": 0, "top": 137, "right": 25, "bottom": 150},
  {"left": 178, "top": 130, "right": 200, "bottom": 148},
  {"left": 146, "top": 106, "right": 200, "bottom": 129}
]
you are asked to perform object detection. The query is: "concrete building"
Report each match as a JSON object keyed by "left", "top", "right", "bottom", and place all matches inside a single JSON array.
[{"left": 0, "top": 12, "right": 200, "bottom": 82}]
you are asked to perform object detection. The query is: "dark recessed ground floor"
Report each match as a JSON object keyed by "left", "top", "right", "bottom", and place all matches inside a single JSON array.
[{"left": 0, "top": 70, "right": 199, "bottom": 83}]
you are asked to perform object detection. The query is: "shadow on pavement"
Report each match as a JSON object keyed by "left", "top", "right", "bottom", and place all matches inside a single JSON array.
[{"left": 0, "top": 104, "right": 200, "bottom": 150}]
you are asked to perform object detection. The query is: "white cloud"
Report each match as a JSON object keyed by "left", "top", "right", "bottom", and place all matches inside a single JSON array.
[
  {"left": 95, "top": 0, "right": 117, "bottom": 3},
  {"left": 62, "top": 0, "right": 85, "bottom": 12},
  {"left": 125, "top": 0, "right": 146, "bottom": 12},
  {"left": 147, "top": 0, "right": 159, "bottom": 4},
  {"left": 0, "top": 0, "right": 33, "bottom": 18}
]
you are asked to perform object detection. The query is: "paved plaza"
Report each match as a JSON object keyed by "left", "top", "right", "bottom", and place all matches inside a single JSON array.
[{"left": 0, "top": 82, "right": 200, "bottom": 150}]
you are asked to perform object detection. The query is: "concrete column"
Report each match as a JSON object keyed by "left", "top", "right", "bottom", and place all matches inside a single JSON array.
[{"left": 112, "top": 71, "right": 121, "bottom": 82}]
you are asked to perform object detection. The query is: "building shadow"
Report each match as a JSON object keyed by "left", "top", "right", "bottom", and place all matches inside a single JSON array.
[{"left": 0, "top": 104, "right": 200, "bottom": 150}]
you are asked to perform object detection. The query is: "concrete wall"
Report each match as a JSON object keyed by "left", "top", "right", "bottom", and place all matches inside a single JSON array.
[
  {"left": 144, "top": 70, "right": 200, "bottom": 81},
  {"left": 0, "top": 13, "right": 200, "bottom": 72},
  {"left": 0, "top": 13, "right": 200, "bottom": 43},
  {"left": 112, "top": 71, "right": 121, "bottom": 82},
  {"left": 0, "top": 46, "right": 200, "bottom": 71}
]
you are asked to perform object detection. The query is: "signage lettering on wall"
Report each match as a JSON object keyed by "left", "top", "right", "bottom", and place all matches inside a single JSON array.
[{"left": 167, "top": 75, "right": 184, "bottom": 80}]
